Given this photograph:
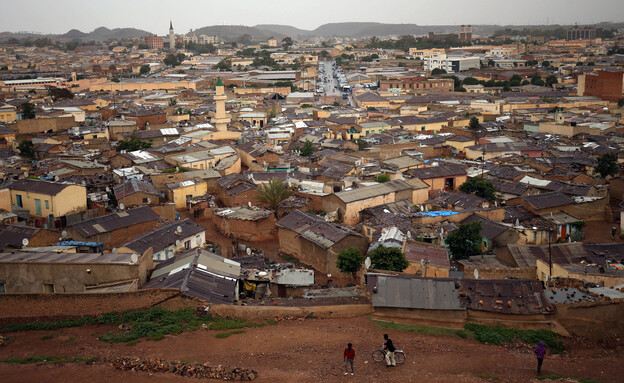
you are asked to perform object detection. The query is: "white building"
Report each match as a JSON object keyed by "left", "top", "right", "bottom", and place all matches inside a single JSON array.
[{"left": 424, "top": 53, "right": 481, "bottom": 73}]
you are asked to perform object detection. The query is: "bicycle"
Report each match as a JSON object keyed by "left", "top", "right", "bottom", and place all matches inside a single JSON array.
[{"left": 371, "top": 344, "right": 406, "bottom": 365}]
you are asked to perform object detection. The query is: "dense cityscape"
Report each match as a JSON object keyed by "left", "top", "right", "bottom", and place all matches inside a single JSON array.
[{"left": 0, "top": 6, "right": 623, "bottom": 382}]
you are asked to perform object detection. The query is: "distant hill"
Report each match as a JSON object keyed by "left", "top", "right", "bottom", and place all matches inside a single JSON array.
[
  {"left": 255, "top": 24, "right": 310, "bottom": 39},
  {"left": 61, "top": 29, "right": 88, "bottom": 39},
  {"left": 192, "top": 25, "right": 278, "bottom": 42}
]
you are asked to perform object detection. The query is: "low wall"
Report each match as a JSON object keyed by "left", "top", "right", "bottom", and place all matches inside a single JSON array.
[
  {"left": 208, "top": 304, "right": 373, "bottom": 321},
  {"left": 0, "top": 289, "right": 181, "bottom": 321},
  {"left": 554, "top": 299, "right": 624, "bottom": 339},
  {"left": 461, "top": 265, "right": 537, "bottom": 280}
]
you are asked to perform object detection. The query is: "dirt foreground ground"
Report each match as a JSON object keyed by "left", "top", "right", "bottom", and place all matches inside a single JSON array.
[{"left": 0, "top": 315, "right": 621, "bottom": 383}]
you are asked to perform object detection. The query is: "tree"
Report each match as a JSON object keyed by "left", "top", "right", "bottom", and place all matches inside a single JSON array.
[
  {"left": 281, "top": 37, "right": 293, "bottom": 50},
  {"left": 300, "top": 140, "right": 314, "bottom": 156},
  {"left": 336, "top": 248, "right": 364, "bottom": 280},
  {"left": 368, "top": 245, "right": 409, "bottom": 272},
  {"left": 118, "top": 134, "right": 151, "bottom": 152},
  {"left": 541, "top": 61, "right": 550, "bottom": 67},
  {"left": 462, "top": 77, "right": 480, "bottom": 85},
  {"left": 21, "top": 102, "right": 36, "bottom": 119},
  {"left": 237, "top": 34, "right": 253, "bottom": 45},
  {"left": 17, "top": 140, "right": 35, "bottom": 158},
  {"left": 139, "top": 65, "right": 150, "bottom": 75},
  {"left": 431, "top": 68, "right": 447, "bottom": 75},
  {"left": 545, "top": 75, "right": 558, "bottom": 87},
  {"left": 0, "top": 66, "right": 7, "bottom": 71},
  {"left": 446, "top": 221, "right": 483, "bottom": 261},
  {"left": 376, "top": 174, "right": 390, "bottom": 183},
  {"left": 48, "top": 87, "right": 74, "bottom": 102},
  {"left": 531, "top": 75, "right": 545, "bottom": 86},
  {"left": 468, "top": 116, "right": 480, "bottom": 131},
  {"left": 596, "top": 153, "right": 619, "bottom": 178},
  {"left": 215, "top": 58, "right": 231, "bottom": 71},
  {"left": 168, "top": 98, "right": 177, "bottom": 106},
  {"left": 255, "top": 179, "right": 293, "bottom": 216},
  {"left": 108, "top": 64, "right": 117, "bottom": 71},
  {"left": 459, "top": 177, "right": 496, "bottom": 202},
  {"left": 163, "top": 53, "right": 184, "bottom": 67}
]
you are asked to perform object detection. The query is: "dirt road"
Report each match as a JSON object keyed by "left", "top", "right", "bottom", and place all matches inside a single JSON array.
[{"left": 0, "top": 316, "right": 620, "bottom": 383}]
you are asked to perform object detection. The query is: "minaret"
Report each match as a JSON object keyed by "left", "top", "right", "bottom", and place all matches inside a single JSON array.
[
  {"left": 212, "top": 78, "right": 230, "bottom": 132},
  {"left": 169, "top": 21, "right": 175, "bottom": 50}
]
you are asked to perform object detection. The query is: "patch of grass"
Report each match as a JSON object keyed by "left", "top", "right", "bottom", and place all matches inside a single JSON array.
[
  {"left": 1, "top": 307, "right": 269, "bottom": 345},
  {"left": 64, "top": 337, "right": 76, "bottom": 343},
  {"left": 537, "top": 375, "right": 599, "bottom": 383},
  {"left": 41, "top": 333, "right": 57, "bottom": 340},
  {"left": 280, "top": 254, "right": 301, "bottom": 265},
  {"left": 0, "top": 356, "right": 98, "bottom": 364},
  {"left": 373, "top": 320, "right": 472, "bottom": 339},
  {"left": 475, "top": 372, "right": 500, "bottom": 380},
  {"left": 464, "top": 324, "right": 564, "bottom": 354},
  {"left": 216, "top": 329, "right": 246, "bottom": 338},
  {"left": 125, "top": 340, "right": 141, "bottom": 347}
]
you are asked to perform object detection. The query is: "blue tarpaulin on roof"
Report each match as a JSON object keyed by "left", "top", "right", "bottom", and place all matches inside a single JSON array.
[
  {"left": 54, "top": 241, "right": 105, "bottom": 252},
  {"left": 418, "top": 211, "right": 459, "bottom": 217}
]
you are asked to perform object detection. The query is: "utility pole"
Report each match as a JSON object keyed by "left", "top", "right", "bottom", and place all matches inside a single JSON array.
[
  {"left": 548, "top": 226, "right": 553, "bottom": 279},
  {"left": 481, "top": 147, "right": 486, "bottom": 178}
]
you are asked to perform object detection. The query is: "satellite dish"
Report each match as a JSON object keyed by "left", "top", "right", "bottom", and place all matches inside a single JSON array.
[
  {"left": 248, "top": 201, "right": 252, "bottom": 207},
  {"left": 327, "top": 274, "right": 332, "bottom": 278},
  {"left": 54, "top": 176, "right": 60, "bottom": 182},
  {"left": 22, "top": 238, "right": 29, "bottom": 247},
  {"left": 364, "top": 256, "right": 371, "bottom": 270},
  {"left": 246, "top": 247, "right": 252, "bottom": 255},
  {"left": 474, "top": 269, "right": 479, "bottom": 279},
  {"left": 106, "top": 186, "right": 110, "bottom": 192},
  {"left": 119, "top": 203, "right": 125, "bottom": 210},
  {"left": 195, "top": 237, "right": 203, "bottom": 247},
  {"left": 112, "top": 248, "right": 118, "bottom": 253},
  {"left": 58, "top": 237, "right": 63, "bottom": 241},
  {"left": 130, "top": 254, "right": 139, "bottom": 263},
  {"left": 146, "top": 197, "right": 151, "bottom": 204},
  {"left": 82, "top": 181, "right": 86, "bottom": 186},
  {"left": 258, "top": 271, "right": 268, "bottom": 277},
  {"left": 175, "top": 239, "right": 181, "bottom": 247},
  {"left": 24, "top": 172, "right": 29, "bottom": 178},
  {"left": 62, "top": 230, "right": 67, "bottom": 237},
  {"left": 420, "top": 259, "right": 425, "bottom": 268},
  {"left": 176, "top": 226, "right": 182, "bottom": 234}
]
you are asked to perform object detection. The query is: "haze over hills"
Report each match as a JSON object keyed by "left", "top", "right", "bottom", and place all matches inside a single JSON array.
[{"left": 1, "top": 21, "right": 624, "bottom": 43}]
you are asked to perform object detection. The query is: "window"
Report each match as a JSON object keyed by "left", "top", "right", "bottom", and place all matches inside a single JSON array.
[
  {"left": 184, "top": 240, "right": 191, "bottom": 250},
  {"left": 43, "top": 283, "right": 55, "bottom": 293},
  {"left": 0, "top": 282, "right": 5, "bottom": 293},
  {"left": 45, "top": 200, "right": 49, "bottom": 209},
  {"left": 143, "top": 198, "right": 149, "bottom": 203}
]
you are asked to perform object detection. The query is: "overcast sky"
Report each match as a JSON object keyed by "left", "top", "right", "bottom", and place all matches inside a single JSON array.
[{"left": 1, "top": 0, "right": 623, "bottom": 34}]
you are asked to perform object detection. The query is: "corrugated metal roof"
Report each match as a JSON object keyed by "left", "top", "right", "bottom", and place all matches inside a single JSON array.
[
  {"left": 117, "top": 218, "right": 206, "bottom": 255},
  {"left": 0, "top": 252, "right": 138, "bottom": 264},
  {"left": 71, "top": 206, "right": 160, "bottom": 237},
  {"left": 371, "top": 275, "right": 463, "bottom": 310},
  {"left": 334, "top": 179, "right": 417, "bottom": 204}
]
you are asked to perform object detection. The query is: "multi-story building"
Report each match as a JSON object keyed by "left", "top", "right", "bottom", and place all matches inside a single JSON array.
[
  {"left": 459, "top": 25, "right": 472, "bottom": 42},
  {"left": 379, "top": 77, "right": 454, "bottom": 92},
  {"left": 567, "top": 27, "right": 596, "bottom": 41},
  {"left": 578, "top": 70, "right": 624, "bottom": 102},
  {"left": 144, "top": 35, "right": 164, "bottom": 50},
  {"left": 424, "top": 53, "right": 481, "bottom": 73}
]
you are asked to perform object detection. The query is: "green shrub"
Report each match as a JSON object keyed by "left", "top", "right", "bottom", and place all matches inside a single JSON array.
[{"left": 464, "top": 324, "right": 563, "bottom": 354}]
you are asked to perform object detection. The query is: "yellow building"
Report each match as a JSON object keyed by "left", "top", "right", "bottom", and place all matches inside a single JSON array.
[
  {"left": 8, "top": 180, "right": 87, "bottom": 218},
  {"left": 0, "top": 103, "right": 17, "bottom": 123},
  {"left": 166, "top": 178, "right": 207, "bottom": 209}
]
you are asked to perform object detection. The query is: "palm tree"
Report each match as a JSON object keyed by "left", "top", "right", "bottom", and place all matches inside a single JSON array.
[{"left": 255, "top": 179, "right": 293, "bottom": 217}]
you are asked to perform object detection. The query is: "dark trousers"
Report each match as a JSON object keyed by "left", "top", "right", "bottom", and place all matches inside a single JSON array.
[
  {"left": 344, "top": 358, "right": 354, "bottom": 373},
  {"left": 537, "top": 358, "right": 543, "bottom": 373}
]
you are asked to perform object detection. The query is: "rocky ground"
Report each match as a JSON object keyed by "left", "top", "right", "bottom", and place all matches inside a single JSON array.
[{"left": 0, "top": 316, "right": 621, "bottom": 383}]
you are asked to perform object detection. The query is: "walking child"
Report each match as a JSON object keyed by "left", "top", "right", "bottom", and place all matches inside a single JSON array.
[{"left": 534, "top": 341, "right": 546, "bottom": 374}]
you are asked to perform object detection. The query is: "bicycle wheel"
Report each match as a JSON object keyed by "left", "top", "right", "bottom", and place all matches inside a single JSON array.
[
  {"left": 394, "top": 351, "right": 405, "bottom": 364},
  {"left": 371, "top": 350, "right": 385, "bottom": 362}
]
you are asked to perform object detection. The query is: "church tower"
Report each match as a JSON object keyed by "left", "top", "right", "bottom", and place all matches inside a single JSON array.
[
  {"left": 212, "top": 78, "right": 230, "bottom": 132},
  {"left": 169, "top": 21, "right": 175, "bottom": 50}
]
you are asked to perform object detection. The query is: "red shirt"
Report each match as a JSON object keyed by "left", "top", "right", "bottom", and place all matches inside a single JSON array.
[{"left": 344, "top": 347, "right": 355, "bottom": 360}]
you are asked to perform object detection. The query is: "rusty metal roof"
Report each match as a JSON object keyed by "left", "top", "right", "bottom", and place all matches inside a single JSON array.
[{"left": 458, "top": 279, "right": 554, "bottom": 315}]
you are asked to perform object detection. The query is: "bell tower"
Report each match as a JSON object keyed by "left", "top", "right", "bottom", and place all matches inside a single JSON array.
[{"left": 169, "top": 20, "right": 175, "bottom": 50}]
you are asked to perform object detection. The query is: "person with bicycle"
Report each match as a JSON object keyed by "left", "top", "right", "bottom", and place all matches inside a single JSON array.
[{"left": 383, "top": 334, "right": 396, "bottom": 367}]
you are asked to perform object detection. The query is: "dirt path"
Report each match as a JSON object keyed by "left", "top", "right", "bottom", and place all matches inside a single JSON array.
[{"left": 1, "top": 316, "right": 621, "bottom": 383}]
